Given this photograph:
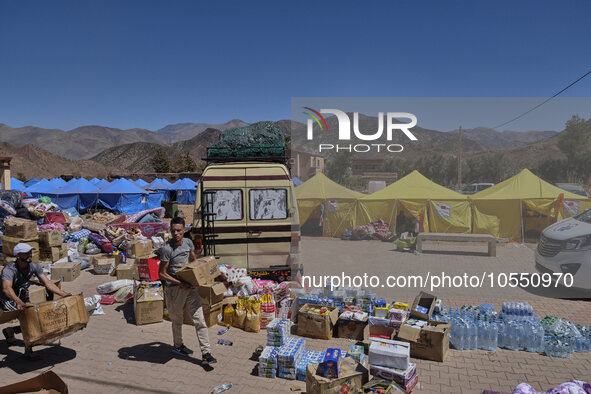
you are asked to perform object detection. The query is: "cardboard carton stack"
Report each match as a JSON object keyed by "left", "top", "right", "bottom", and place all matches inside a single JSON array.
[
  {"left": 277, "top": 336, "right": 306, "bottom": 380},
  {"left": 38, "top": 230, "right": 67, "bottom": 262},
  {"left": 175, "top": 256, "right": 223, "bottom": 327},
  {"left": 258, "top": 345, "right": 280, "bottom": 378},
  {"left": 396, "top": 292, "right": 450, "bottom": 363},
  {"left": 367, "top": 338, "right": 418, "bottom": 392},
  {"left": 1, "top": 218, "right": 40, "bottom": 262}
]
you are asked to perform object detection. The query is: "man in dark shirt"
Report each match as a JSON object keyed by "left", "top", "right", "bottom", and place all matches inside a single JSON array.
[{"left": 1, "top": 243, "right": 69, "bottom": 360}]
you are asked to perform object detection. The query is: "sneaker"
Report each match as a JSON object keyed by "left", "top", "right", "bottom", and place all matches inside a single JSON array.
[
  {"left": 202, "top": 353, "right": 217, "bottom": 364},
  {"left": 172, "top": 344, "right": 194, "bottom": 356},
  {"left": 2, "top": 328, "right": 17, "bottom": 346}
]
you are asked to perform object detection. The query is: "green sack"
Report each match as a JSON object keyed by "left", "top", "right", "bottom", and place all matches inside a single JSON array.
[{"left": 38, "top": 196, "right": 52, "bottom": 203}]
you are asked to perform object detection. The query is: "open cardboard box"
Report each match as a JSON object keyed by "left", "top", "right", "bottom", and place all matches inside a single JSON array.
[{"left": 0, "top": 371, "right": 68, "bottom": 393}]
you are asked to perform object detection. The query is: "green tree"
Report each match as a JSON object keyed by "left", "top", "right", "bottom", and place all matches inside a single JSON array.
[
  {"left": 16, "top": 172, "right": 27, "bottom": 182},
  {"left": 534, "top": 158, "right": 566, "bottom": 183},
  {"left": 174, "top": 152, "right": 198, "bottom": 172},
  {"left": 325, "top": 151, "right": 352, "bottom": 185},
  {"left": 558, "top": 115, "right": 589, "bottom": 165},
  {"left": 152, "top": 148, "right": 171, "bottom": 173}
]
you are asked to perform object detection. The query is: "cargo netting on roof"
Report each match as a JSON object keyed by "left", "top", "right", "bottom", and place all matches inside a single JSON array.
[{"left": 207, "top": 121, "right": 286, "bottom": 161}]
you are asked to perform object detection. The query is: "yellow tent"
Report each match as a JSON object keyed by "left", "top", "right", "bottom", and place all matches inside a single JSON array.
[
  {"left": 358, "top": 170, "right": 471, "bottom": 234},
  {"left": 471, "top": 169, "right": 591, "bottom": 240},
  {"left": 295, "top": 173, "right": 364, "bottom": 236}
]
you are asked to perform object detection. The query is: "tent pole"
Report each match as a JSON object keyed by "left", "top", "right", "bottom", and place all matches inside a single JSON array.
[{"left": 520, "top": 199, "right": 524, "bottom": 243}]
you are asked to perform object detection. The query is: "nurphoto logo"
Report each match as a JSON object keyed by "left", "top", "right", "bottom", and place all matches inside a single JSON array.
[{"left": 303, "top": 107, "right": 418, "bottom": 153}]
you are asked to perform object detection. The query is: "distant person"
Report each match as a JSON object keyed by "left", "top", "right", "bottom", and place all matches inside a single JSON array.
[
  {"left": 395, "top": 211, "right": 408, "bottom": 235},
  {"left": 158, "top": 217, "right": 217, "bottom": 365},
  {"left": 1, "top": 243, "right": 70, "bottom": 360}
]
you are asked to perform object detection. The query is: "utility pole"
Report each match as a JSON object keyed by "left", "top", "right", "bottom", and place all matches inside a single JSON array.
[{"left": 457, "top": 125, "right": 462, "bottom": 190}]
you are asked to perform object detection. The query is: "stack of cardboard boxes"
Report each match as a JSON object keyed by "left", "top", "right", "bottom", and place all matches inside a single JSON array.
[
  {"left": 176, "top": 256, "right": 224, "bottom": 327},
  {"left": 38, "top": 230, "right": 67, "bottom": 262},
  {"left": 1, "top": 218, "right": 40, "bottom": 262}
]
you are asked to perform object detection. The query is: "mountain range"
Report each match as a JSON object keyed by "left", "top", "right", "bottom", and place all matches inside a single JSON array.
[{"left": 0, "top": 117, "right": 575, "bottom": 178}]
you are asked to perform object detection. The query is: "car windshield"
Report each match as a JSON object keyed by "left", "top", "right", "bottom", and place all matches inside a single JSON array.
[{"left": 575, "top": 209, "right": 591, "bottom": 224}]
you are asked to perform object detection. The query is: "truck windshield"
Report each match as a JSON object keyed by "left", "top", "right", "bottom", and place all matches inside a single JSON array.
[{"left": 575, "top": 209, "right": 591, "bottom": 224}]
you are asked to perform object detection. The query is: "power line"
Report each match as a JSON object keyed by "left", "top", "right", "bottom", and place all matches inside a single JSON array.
[{"left": 490, "top": 69, "right": 591, "bottom": 130}]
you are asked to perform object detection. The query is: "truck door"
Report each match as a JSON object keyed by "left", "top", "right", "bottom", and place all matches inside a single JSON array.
[
  {"left": 199, "top": 167, "right": 248, "bottom": 268},
  {"left": 245, "top": 166, "right": 292, "bottom": 270}
]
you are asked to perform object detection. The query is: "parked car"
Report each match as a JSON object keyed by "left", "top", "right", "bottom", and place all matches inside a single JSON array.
[
  {"left": 555, "top": 183, "right": 588, "bottom": 197},
  {"left": 461, "top": 183, "right": 494, "bottom": 195},
  {"left": 535, "top": 209, "right": 591, "bottom": 290}
]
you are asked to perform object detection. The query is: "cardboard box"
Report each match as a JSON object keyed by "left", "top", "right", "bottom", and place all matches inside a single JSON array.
[
  {"left": 336, "top": 316, "right": 369, "bottom": 341},
  {"left": 28, "top": 285, "right": 47, "bottom": 304},
  {"left": 109, "top": 255, "right": 133, "bottom": 276},
  {"left": 51, "top": 261, "right": 81, "bottom": 282},
  {"left": 198, "top": 282, "right": 226, "bottom": 305},
  {"left": 134, "top": 285, "right": 164, "bottom": 325},
  {"left": 1, "top": 235, "right": 39, "bottom": 256},
  {"left": 127, "top": 239, "right": 153, "bottom": 259},
  {"left": 0, "top": 309, "right": 20, "bottom": 325},
  {"left": 91, "top": 254, "right": 123, "bottom": 275},
  {"left": 409, "top": 291, "right": 437, "bottom": 321},
  {"left": 19, "top": 294, "right": 89, "bottom": 346},
  {"left": 306, "top": 357, "right": 369, "bottom": 394},
  {"left": 40, "top": 245, "right": 66, "bottom": 262},
  {"left": 369, "top": 338, "right": 410, "bottom": 370},
  {"left": 39, "top": 230, "right": 63, "bottom": 247},
  {"left": 137, "top": 257, "right": 160, "bottom": 281},
  {"left": 175, "top": 256, "right": 220, "bottom": 287},
  {"left": 116, "top": 263, "right": 139, "bottom": 280},
  {"left": 297, "top": 304, "right": 340, "bottom": 340},
  {"left": 4, "top": 218, "right": 38, "bottom": 239},
  {"left": 202, "top": 300, "right": 223, "bottom": 327},
  {"left": 0, "top": 371, "right": 68, "bottom": 394},
  {"left": 397, "top": 320, "right": 450, "bottom": 362}
]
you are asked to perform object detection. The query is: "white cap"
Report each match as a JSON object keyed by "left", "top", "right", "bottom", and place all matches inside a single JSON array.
[{"left": 13, "top": 243, "right": 35, "bottom": 255}]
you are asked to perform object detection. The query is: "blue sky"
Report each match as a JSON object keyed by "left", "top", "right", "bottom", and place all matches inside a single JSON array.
[{"left": 1, "top": 1, "right": 590, "bottom": 131}]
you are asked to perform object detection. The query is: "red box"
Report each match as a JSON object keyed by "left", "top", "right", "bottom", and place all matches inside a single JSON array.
[{"left": 138, "top": 258, "right": 160, "bottom": 281}]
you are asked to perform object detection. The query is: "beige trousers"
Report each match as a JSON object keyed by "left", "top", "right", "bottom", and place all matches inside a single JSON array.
[{"left": 164, "top": 285, "right": 211, "bottom": 354}]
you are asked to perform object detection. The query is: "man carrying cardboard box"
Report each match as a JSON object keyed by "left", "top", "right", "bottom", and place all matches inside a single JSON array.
[
  {"left": 1, "top": 243, "right": 70, "bottom": 360},
  {"left": 158, "top": 217, "right": 217, "bottom": 365}
]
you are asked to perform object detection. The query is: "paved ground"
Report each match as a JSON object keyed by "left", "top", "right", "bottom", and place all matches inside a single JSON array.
[{"left": 1, "top": 238, "right": 590, "bottom": 393}]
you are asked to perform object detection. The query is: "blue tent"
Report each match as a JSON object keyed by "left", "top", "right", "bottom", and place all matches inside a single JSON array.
[
  {"left": 26, "top": 179, "right": 60, "bottom": 198},
  {"left": 98, "top": 178, "right": 149, "bottom": 214},
  {"left": 23, "top": 178, "right": 40, "bottom": 188},
  {"left": 135, "top": 179, "right": 149, "bottom": 187},
  {"left": 95, "top": 179, "right": 110, "bottom": 190},
  {"left": 10, "top": 178, "right": 26, "bottom": 191},
  {"left": 89, "top": 178, "right": 100, "bottom": 184},
  {"left": 293, "top": 177, "right": 303, "bottom": 186},
  {"left": 50, "top": 178, "right": 67, "bottom": 187},
  {"left": 54, "top": 178, "right": 100, "bottom": 210},
  {"left": 166, "top": 178, "right": 197, "bottom": 204}
]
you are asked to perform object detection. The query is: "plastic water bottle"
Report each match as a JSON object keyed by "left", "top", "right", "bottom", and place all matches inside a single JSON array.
[
  {"left": 489, "top": 318, "right": 498, "bottom": 351},
  {"left": 212, "top": 382, "right": 233, "bottom": 394},
  {"left": 217, "top": 339, "right": 233, "bottom": 346},
  {"left": 477, "top": 318, "right": 485, "bottom": 349},
  {"left": 218, "top": 327, "right": 230, "bottom": 335},
  {"left": 497, "top": 318, "right": 505, "bottom": 348},
  {"left": 470, "top": 320, "right": 477, "bottom": 350}
]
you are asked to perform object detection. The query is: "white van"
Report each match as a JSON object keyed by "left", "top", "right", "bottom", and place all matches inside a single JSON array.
[{"left": 192, "top": 161, "right": 301, "bottom": 282}]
